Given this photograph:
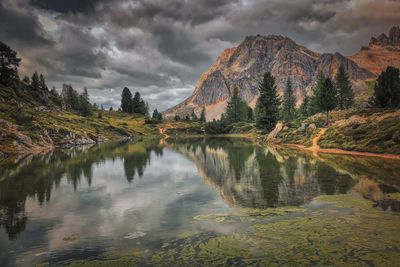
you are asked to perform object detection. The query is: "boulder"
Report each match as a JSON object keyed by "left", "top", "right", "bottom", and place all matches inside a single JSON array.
[
  {"left": 308, "top": 123, "right": 317, "bottom": 131},
  {"left": 267, "top": 122, "right": 284, "bottom": 142},
  {"left": 297, "top": 122, "right": 306, "bottom": 132}
]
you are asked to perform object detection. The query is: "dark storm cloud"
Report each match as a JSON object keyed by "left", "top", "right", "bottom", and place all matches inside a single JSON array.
[
  {"left": 30, "top": 0, "right": 101, "bottom": 13},
  {"left": 1, "top": 0, "right": 400, "bottom": 111},
  {"left": 0, "top": 1, "right": 52, "bottom": 47}
]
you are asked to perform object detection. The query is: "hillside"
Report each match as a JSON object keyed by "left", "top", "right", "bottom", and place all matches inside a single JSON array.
[
  {"left": 164, "top": 27, "right": 400, "bottom": 121},
  {"left": 0, "top": 84, "right": 165, "bottom": 163},
  {"left": 269, "top": 109, "right": 400, "bottom": 156}
]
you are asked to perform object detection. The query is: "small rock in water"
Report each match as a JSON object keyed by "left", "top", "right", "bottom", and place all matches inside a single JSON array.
[{"left": 124, "top": 231, "right": 146, "bottom": 239}]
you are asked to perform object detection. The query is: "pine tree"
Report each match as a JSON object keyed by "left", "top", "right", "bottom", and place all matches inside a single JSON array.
[
  {"left": 247, "top": 106, "right": 253, "bottom": 122},
  {"left": 299, "top": 95, "right": 309, "bottom": 117},
  {"left": 145, "top": 102, "right": 150, "bottom": 117},
  {"left": 50, "top": 86, "right": 58, "bottom": 97},
  {"left": 316, "top": 77, "right": 337, "bottom": 125},
  {"left": 39, "top": 74, "right": 48, "bottom": 91},
  {"left": 78, "top": 94, "right": 92, "bottom": 117},
  {"left": 255, "top": 72, "right": 281, "bottom": 131},
  {"left": 225, "top": 85, "right": 248, "bottom": 123},
  {"left": 66, "top": 85, "right": 80, "bottom": 110},
  {"left": 370, "top": 66, "right": 400, "bottom": 108},
  {"left": 308, "top": 72, "right": 325, "bottom": 115},
  {"left": 281, "top": 79, "right": 297, "bottom": 122},
  {"left": 152, "top": 109, "right": 159, "bottom": 120},
  {"left": 121, "top": 87, "right": 133, "bottom": 113},
  {"left": 0, "top": 41, "right": 21, "bottom": 86},
  {"left": 153, "top": 109, "right": 162, "bottom": 122},
  {"left": 31, "top": 71, "right": 40, "bottom": 90},
  {"left": 335, "top": 64, "right": 354, "bottom": 110},
  {"left": 83, "top": 87, "right": 89, "bottom": 101},
  {"left": 22, "top": 76, "right": 30, "bottom": 84},
  {"left": 139, "top": 99, "right": 146, "bottom": 115},
  {"left": 174, "top": 114, "right": 181, "bottom": 121},
  {"left": 200, "top": 107, "right": 206, "bottom": 122},
  {"left": 132, "top": 92, "right": 141, "bottom": 113}
]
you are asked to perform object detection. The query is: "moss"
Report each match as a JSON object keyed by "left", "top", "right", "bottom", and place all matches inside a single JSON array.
[{"left": 61, "top": 196, "right": 400, "bottom": 266}]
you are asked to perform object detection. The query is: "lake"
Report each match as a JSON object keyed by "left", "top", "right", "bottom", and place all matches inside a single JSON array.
[{"left": 1, "top": 137, "right": 400, "bottom": 266}]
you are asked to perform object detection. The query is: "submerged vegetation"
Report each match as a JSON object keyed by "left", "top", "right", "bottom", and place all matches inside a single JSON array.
[{"left": 55, "top": 194, "right": 400, "bottom": 266}]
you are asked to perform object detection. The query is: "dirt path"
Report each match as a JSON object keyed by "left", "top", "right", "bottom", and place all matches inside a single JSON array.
[
  {"left": 310, "top": 128, "right": 327, "bottom": 151},
  {"left": 293, "top": 127, "right": 400, "bottom": 161}
]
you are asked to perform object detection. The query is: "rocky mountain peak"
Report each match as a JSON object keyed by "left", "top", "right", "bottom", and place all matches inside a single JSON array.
[
  {"left": 350, "top": 26, "right": 400, "bottom": 75},
  {"left": 369, "top": 26, "right": 400, "bottom": 46},
  {"left": 164, "top": 31, "right": 379, "bottom": 121}
]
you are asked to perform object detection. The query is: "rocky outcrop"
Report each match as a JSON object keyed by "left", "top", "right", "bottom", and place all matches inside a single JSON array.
[
  {"left": 165, "top": 33, "right": 375, "bottom": 121},
  {"left": 0, "top": 118, "right": 108, "bottom": 161},
  {"left": 350, "top": 26, "right": 400, "bottom": 75},
  {"left": 267, "top": 122, "right": 284, "bottom": 142}
]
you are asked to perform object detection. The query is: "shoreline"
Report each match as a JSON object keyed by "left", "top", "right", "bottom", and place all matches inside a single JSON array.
[{"left": 278, "top": 142, "right": 400, "bottom": 161}]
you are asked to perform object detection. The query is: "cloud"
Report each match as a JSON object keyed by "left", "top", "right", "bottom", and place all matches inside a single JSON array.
[{"left": 1, "top": 0, "right": 399, "bottom": 111}]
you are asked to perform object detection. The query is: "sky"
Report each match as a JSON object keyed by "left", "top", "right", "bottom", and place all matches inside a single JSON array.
[{"left": 1, "top": 0, "right": 400, "bottom": 111}]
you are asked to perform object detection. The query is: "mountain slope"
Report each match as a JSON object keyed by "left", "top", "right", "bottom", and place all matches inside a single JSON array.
[
  {"left": 350, "top": 26, "right": 400, "bottom": 75},
  {"left": 164, "top": 28, "right": 400, "bottom": 120}
]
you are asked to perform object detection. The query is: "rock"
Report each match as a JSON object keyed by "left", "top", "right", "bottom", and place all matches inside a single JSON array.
[
  {"left": 297, "top": 122, "right": 306, "bottom": 132},
  {"left": 308, "top": 123, "right": 317, "bottom": 131},
  {"left": 123, "top": 231, "right": 146, "bottom": 239},
  {"left": 267, "top": 122, "right": 284, "bottom": 142},
  {"left": 350, "top": 26, "right": 400, "bottom": 75}
]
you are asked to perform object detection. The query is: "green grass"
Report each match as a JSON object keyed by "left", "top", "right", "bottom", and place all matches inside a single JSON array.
[{"left": 319, "top": 114, "right": 400, "bottom": 154}]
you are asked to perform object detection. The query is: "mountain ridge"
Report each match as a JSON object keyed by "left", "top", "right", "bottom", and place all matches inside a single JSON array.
[{"left": 164, "top": 27, "right": 399, "bottom": 121}]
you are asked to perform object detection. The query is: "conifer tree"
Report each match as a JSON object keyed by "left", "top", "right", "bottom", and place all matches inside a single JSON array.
[
  {"left": 50, "top": 86, "right": 58, "bottom": 97},
  {"left": 83, "top": 87, "right": 89, "bottom": 101},
  {"left": 39, "top": 74, "right": 48, "bottom": 91},
  {"left": 139, "top": 99, "right": 146, "bottom": 115},
  {"left": 316, "top": 77, "right": 337, "bottom": 125},
  {"left": 299, "top": 95, "right": 309, "bottom": 117},
  {"left": 225, "top": 86, "right": 248, "bottom": 123},
  {"left": 200, "top": 107, "right": 206, "bottom": 122},
  {"left": 152, "top": 109, "right": 159, "bottom": 120},
  {"left": 121, "top": 87, "right": 133, "bottom": 113},
  {"left": 145, "top": 102, "right": 150, "bottom": 117},
  {"left": 132, "top": 92, "right": 141, "bottom": 113},
  {"left": 31, "top": 71, "right": 40, "bottom": 90},
  {"left": 335, "top": 64, "right": 354, "bottom": 110},
  {"left": 281, "top": 79, "right": 297, "bottom": 122},
  {"left": 308, "top": 72, "right": 325, "bottom": 115},
  {"left": 247, "top": 106, "right": 254, "bottom": 122},
  {"left": 255, "top": 72, "right": 281, "bottom": 131},
  {"left": 370, "top": 66, "right": 400, "bottom": 108},
  {"left": 78, "top": 94, "right": 92, "bottom": 117},
  {"left": 0, "top": 41, "right": 21, "bottom": 85},
  {"left": 174, "top": 114, "right": 181, "bottom": 121}
]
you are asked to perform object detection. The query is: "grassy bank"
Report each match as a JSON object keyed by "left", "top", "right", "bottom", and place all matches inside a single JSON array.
[
  {"left": 270, "top": 109, "right": 400, "bottom": 155},
  {"left": 0, "top": 85, "right": 165, "bottom": 161}
]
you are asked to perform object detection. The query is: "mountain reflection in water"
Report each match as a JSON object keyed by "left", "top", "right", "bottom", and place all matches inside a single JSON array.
[{"left": 0, "top": 137, "right": 399, "bottom": 244}]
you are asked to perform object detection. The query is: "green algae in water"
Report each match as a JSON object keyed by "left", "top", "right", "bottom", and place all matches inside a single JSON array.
[
  {"left": 313, "top": 194, "right": 376, "bottom": 211},
  {"left": 64, "top": 196, "right": 400, "bottom": 266}
]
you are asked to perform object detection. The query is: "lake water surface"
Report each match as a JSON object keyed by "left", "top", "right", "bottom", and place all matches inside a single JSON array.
[{"left": 1, "top": 138, "right": 400, "bottom": 266}]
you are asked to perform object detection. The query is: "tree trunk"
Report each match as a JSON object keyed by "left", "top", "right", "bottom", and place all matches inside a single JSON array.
[{"left": 326, "top": 110, "right": 329, "bottom": 126}]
